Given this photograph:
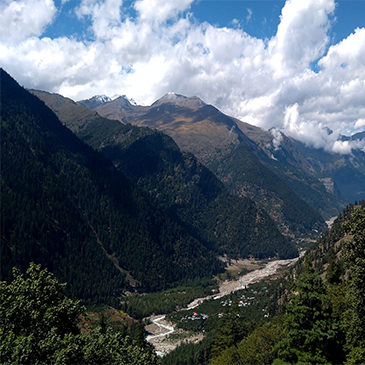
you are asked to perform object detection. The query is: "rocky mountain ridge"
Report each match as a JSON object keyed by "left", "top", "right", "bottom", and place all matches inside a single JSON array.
[{"left": 85, "top": 92, "right": 364, "bottom": 217}]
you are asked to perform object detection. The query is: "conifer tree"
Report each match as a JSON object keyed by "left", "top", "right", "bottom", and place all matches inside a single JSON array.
[
  {"left": 273, "top": 258, "right": 345, "bottom": 364},
  {"left": 343, "top": 206, "right": 365, "bottom": 364}
]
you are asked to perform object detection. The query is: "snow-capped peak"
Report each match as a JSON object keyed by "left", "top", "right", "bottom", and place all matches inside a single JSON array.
[
  {"left": 94, "top": 94, "right": 112, "bottom": 103},
  {"left": 166, "top": 92, "right": 186, "bottom": 100},
  {"left": 121, "top": 95, "right": 137, "bottom": 106},
  {"left": 78, "top": 94, "right": 138, "bottom": 108}
]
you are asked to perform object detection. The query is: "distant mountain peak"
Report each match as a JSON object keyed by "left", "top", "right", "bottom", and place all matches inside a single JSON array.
[
  {"left": 341, "top": 131, "right": 365, "bottom": 142},
  {"left": 77, "top": 94, "right": 112, "bottom": 109},
  {"left": 166, "top": 92, "right": 186, "bottom": 99},
  {"left": 77, "top": 94, "right": 138, "bottom": 109},
  {"left": 95, "top": 94, "right": 112, "bottom": 103},
  {"left": 152, "top": 92, "right": 206, "bottom": 109},
  {"left": 120, "top": 95, "right": 138, "bottom": 106}
]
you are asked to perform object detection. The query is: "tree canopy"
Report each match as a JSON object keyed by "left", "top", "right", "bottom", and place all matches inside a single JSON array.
[
  {"left": 343, "top": 206, "right": 365, "bottom": 363},
  {"left": 273, "top": 259, "right": 345, "bottom": 364},
  {"left": 0, "top": 263, "right": 160, "bottom": 364}
]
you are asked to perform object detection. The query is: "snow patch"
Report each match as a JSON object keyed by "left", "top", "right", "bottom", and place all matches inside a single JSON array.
[
  {"left": 166, "top": 92, "right": 186, "bottom": 100},
  {"left": 122, "top": 95, "right": 138, "bottom": 105},
  {"left": 95, "top": 94, "right": 112, "bottom": 103}
]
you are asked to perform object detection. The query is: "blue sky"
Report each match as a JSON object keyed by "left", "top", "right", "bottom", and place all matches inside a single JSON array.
[
  {"left": 44, "top": 1, "right": 365, "bottom": 44},
  {"left": 1, "top": 0, "right": 365, "bottom": 154}
]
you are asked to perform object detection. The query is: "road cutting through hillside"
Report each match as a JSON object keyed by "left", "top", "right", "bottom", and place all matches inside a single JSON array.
[{"left": 145, "top": 255, "right": 301, "bottom": 355}]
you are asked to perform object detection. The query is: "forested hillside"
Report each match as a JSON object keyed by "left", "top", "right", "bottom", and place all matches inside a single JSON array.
[
  {"left": 211, "top": 140, "right": 325, "bottom": 236},
  {"left": 94, "top": 127, "right": 295, "bottom": 258},
  {"left": 162, "top": 202, "right": 365, "bottom": 364},
  {"left": 1, "top": 68, "right": 224, "bottom": 303},
  {"left": 216, "top": 201, "right": 365, "bottom": 364},
  {"left": 31, "top": 89, "right": 298, "bottom": 259},
  {"left": 235, "top": 121, "right": 348, "bottom": 219},
  {"left": 86, "top": 94, "right": 328, "bottom": 237}
]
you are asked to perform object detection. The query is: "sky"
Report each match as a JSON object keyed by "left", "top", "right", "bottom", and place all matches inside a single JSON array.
[{"left": 1, "top": 0, "right": 365, "bottom": 154}]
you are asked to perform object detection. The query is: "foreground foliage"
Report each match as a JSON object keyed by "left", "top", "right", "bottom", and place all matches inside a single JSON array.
[
  {"left": 343, "top": 205, "right": 365, "bottom": 364},
  {"left": 273, "top": 259, "right": 345, "bottom": 364},
  {"left": 0, "top": 263, "right": 160, "bottom": 364}
]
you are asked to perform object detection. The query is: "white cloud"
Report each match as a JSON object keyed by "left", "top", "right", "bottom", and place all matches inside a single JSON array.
[
  {"left": 134, "top": 0, "right": 193, "bottom": 24},
  {"left": 319, "top": 27, "right": 365, "bottom": 78},
  {"left": 332, "top": 140, "right": 365, "bottom": 155},
  {"left": 75, "top": 0, "right": 124, "bottom": 39},
  {"left": 0, "top": 0, "right": 56, "bottom": 44},
  {"left": 355, "top": 119, "right": 365, "bottom": 130},
  {"left": 0, "top": 0, "right": 364, "bottom": 154},
  {"left": 271, "top": 128, "right": 283, "bottom": 150},
  {"left": 246, "top": 8, "right": 252, "bottom": 23},
  {"left": 268, "top": 0, "right": 335, "bottom": 76}
]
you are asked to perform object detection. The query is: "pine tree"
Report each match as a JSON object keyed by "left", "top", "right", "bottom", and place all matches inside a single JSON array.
[
  {"left": 273, "top": 258, "right": 345, "bottom": 364},
  {"left": 343, "top": 206, "right": 365, "bottom": 364}
]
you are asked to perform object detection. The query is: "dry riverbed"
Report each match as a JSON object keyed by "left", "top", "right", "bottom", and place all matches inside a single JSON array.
[
  {"left": 145, "top": 315, "right": 204, "bottom": 356},
  {"left": 145, "top": 256, "right": 300, "bottom": 356}
]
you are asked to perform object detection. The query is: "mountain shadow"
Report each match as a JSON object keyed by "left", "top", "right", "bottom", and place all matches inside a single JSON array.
[{"left": 1, "top": 69, "right": 225, "bottom": 304}]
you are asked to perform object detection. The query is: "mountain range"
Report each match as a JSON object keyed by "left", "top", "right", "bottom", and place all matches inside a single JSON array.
[
  {"left": 3, "top": 66, "right": 364, "bottom": 305},
  {"left": 76, "top": 92, "right": 365, "bottom": 235},
  {"left": 29, "top": 88, "right": 296, "bottom": 259},
  {"left": 2, "top": 69, "right": 298, "bottom": 305}
]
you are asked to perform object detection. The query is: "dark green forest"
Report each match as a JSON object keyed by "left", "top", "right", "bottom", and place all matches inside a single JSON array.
[{"left": 0, "top": 68, "right": 223, "bottom": 303}]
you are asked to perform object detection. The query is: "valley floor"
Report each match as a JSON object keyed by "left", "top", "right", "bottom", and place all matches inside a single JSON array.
[{"left": 145, "top": 255, "right": 301, "bottom": 356}]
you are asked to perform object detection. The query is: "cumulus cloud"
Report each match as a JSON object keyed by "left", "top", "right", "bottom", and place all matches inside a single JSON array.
[
  {"left": 134, "top": 0, "right": 193, "bottom": 24},
  {"left": 0, "top": 0, "right": 56, "bottom": 43},
  {"left": 269, "top": 0, "right": 335, "bottom": 76},
  {"left": 0, "top": 0, "right": 364, "bottom": 154},
  {"left": 355, "top": 119, "right": 365, "bottom": 130}
]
